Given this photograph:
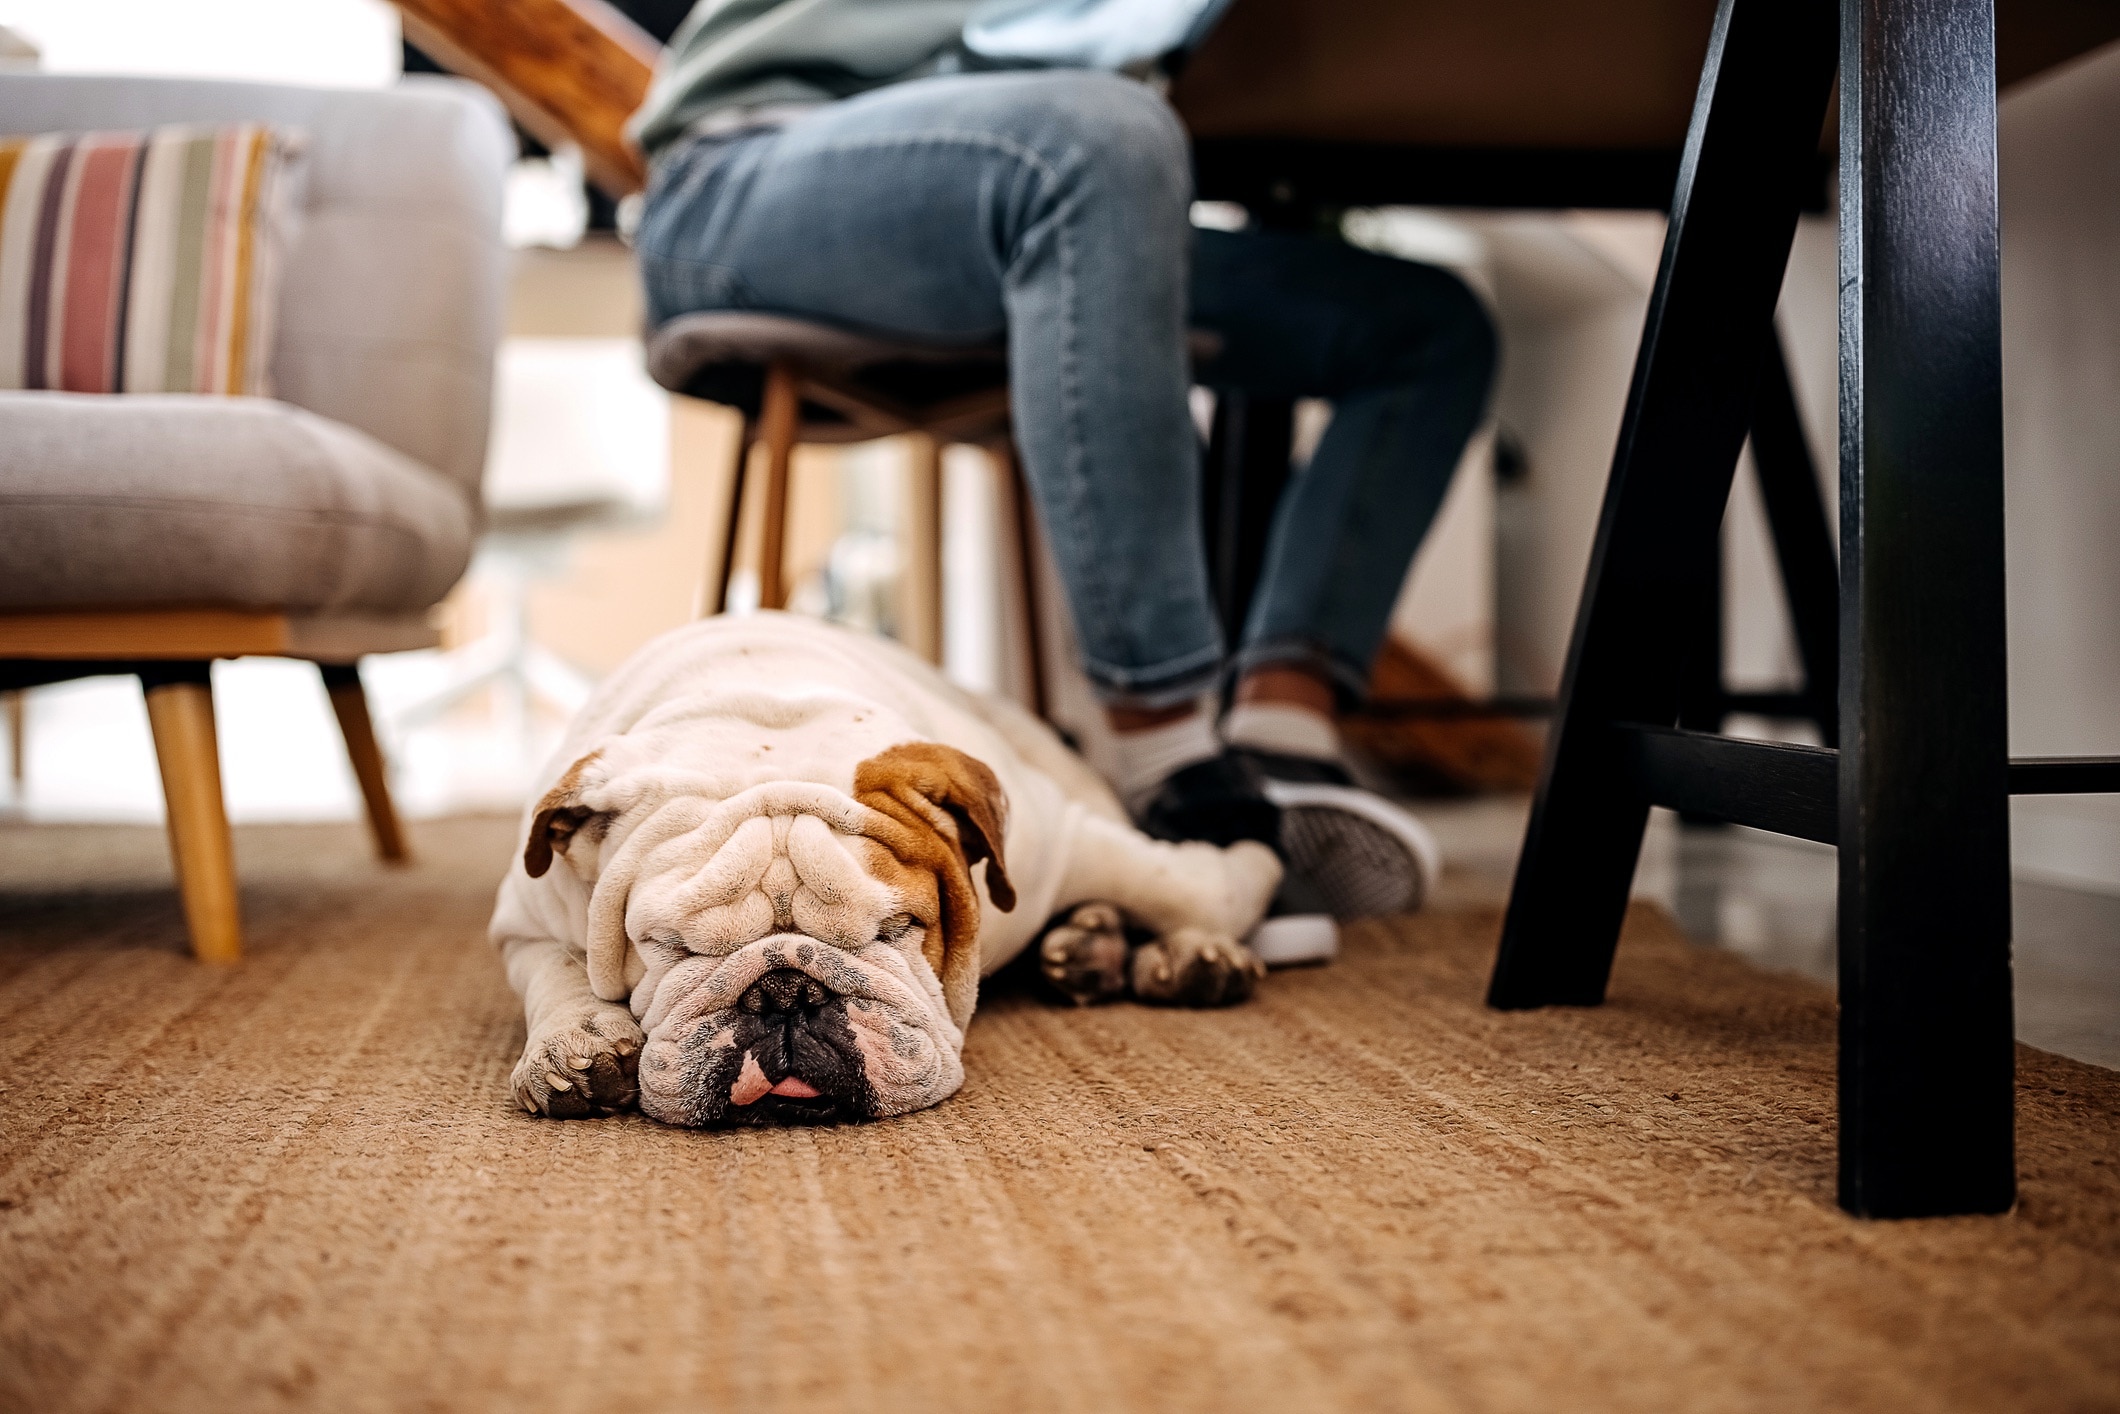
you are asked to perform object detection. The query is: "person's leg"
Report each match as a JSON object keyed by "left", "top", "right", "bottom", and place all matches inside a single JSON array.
[
  {"left": 636, "top": 71, "right": 1267, "bottom": 846},
  {"left": 636, "top": 70, "right": 1221, "bottom": 709},
  {"left": 1190, "top": 227, "right": 1498, "bottom": 705},
  {"left": 1190, "top": 227, "right": 1496, "bottom": 914}
]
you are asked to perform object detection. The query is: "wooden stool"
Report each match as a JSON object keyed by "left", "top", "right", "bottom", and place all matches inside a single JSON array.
[{"left": 644, "top": 312, "right": 1045, "bottom": 707}]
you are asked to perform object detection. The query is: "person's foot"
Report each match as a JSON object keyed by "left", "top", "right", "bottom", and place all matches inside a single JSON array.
[
  {"left": 1133, "top": 751, "right": 1280, "bottom": 849},
  {"left": 1230, "top": 748, "right": 1441, "bottom": 919}
]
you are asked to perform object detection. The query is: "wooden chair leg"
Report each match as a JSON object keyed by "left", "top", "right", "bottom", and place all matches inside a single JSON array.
[
  {"left": 991, "top": 438, "right": 1047, "bottom": 717},
  {"left": 708, "top": 416, "right": 754, "bottom": 617},
  {"left": 902, "top": 433, "right": 945, "bottom": 665},
  {"left": 320, "top": 662, "right": 408, "bottom": 863},
  {"left": 756, "top": 361, "right": 800, "bottom": 612},
  {"left": 5, "top": 688, "right": 23, "bottom": 790},
  {"left": 141, "top": 664, "right": 241, "bottom": 965}
]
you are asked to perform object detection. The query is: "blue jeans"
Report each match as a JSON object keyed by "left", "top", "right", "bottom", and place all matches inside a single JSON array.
[{"left": 637, "top": 70, "right": 1496, "bottom": 706}]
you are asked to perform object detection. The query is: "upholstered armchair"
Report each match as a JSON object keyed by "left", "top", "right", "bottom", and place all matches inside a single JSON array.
[{"left": 0, "top": 75, "right": 511, "bottom": 963}]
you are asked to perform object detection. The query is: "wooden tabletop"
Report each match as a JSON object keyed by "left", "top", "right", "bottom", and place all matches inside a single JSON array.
[{"left": 1172, "top": 0, "right": 2120, "bottom": 149}]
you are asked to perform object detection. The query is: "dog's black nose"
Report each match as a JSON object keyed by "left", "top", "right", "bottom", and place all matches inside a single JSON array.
[{"left": 738, "top": 968, "right": 832, "bottom": 1019}]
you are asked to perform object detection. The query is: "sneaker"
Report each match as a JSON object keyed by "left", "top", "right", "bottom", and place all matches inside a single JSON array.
[
  {"left": 1134, "top": 751, "right": 1280, "bottom": 849},
  {"left": 1231, "top": 749, "right": 1442, "bottom": 919}
]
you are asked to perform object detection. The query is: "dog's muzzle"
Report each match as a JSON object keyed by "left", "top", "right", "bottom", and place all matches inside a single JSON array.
[
  {"left": 641, "top": 965, "right": 878, "bottom": 1127},
  {"left": 718, "top": 968, "right": 872, "bottom": 1125}
]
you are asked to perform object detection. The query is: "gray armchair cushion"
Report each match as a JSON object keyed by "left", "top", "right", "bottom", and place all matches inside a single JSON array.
[
  {"left": 0, "top": 74, "right": 510, "bottom": 501},
  {"left": 0, "top": 391, "right": 474, "bottom": 613}
]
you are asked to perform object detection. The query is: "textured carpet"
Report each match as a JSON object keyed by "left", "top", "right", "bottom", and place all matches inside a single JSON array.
[{"left": 2, "top": 816, "right": 2117, "bottom": 1414}]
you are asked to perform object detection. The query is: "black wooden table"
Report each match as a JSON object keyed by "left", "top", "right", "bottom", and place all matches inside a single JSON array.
[{"left": 1178, "top": 0, "right": 2120, "bottom": 1217}]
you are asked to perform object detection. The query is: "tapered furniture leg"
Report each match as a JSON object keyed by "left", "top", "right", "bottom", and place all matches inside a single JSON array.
[
  {"left": 5, "top": 688, "right": 22, "bottom": 789},
  {"left": 992, "top": 438, "right": 1048, "bottom": 717},
  {"left": 1488, "top": 0, "right": 1837, "bottom": 1007},
  {"left": 709, "top": 417, "right": 754, "bottom": 617},
  {"left": 756, "top": 361, "right": 800, "bottom": 612},
  {"left": 140, "top": 663, "right": 241, "bottom": 965},
  {"left": 902, "top": 433, "right": 945, "bottom": 665},
  {"left": 320, "top": 662, "right": 408, "bottom": 863},
  {"left": 1836, "top": 0, "right": 2013, "bottom": 1217},
  {"left": 1748, "top": 330, "right": 1840, "bottom": 745}
]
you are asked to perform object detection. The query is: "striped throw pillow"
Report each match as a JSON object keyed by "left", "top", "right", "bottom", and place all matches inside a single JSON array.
[{"left": 0, "top": 123, "right": 300, "bottom": 397}]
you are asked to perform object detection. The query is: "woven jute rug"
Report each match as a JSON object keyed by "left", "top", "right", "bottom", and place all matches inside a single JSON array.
[{"left": 2, "top": 816, "right": 2116, "bottom": 1413}]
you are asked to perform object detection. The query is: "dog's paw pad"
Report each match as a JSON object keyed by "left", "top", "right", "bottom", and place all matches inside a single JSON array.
[
  {"left": 1037, "top": 901, "right": 1131, "bottom": 1006},
  {"left": 513, "top": 1007, "right": 644, "bottom": 1118},
  {"left": 1129, "top": 927, "right": 1265, "bottom": 1008}
]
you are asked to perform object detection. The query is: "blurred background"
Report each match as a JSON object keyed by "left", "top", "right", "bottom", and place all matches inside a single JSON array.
[{"left": 0, "top": 0, "right": 2113, "bottom": 1060}]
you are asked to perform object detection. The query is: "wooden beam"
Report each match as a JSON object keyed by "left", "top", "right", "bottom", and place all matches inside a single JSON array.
[
  {"left": 1341, "top": 636, "right": 1544, "bottom": 794},
  {"left": 0, "top": 610, "right": 438, "bottom": 661},
  {"left": 391, "top": 0, "right": 657, "bottom": 195}
]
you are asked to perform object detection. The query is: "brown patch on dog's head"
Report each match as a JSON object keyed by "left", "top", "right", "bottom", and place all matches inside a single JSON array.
[
  {"left": 853, "top": 742, "right": 1014, "bottom": 1024},
  {"left": 523, "top": 748, "right": 607, "bottom": 879}
]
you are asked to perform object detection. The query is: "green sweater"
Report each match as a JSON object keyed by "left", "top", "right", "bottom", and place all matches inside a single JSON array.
[{"left": 628, "top": 0, "right": 983, "bottom": 164}]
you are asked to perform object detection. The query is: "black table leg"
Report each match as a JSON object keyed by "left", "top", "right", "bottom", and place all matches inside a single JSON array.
[
  {"left": 1836, "top": 0, "right": 2014, "bottom": 1217},
  {"left": 1676, "top": 531, "right": 1725, "bottom": 737},
  {"left": 1202, "top": 392, "right": 1296, "bottom": 643},
  {"left": 1487, "top": 0, "right": 1837, "bottom": 1007},
  {"left": 1747, "top": 331, "right": 1841, "bottom": 746}
]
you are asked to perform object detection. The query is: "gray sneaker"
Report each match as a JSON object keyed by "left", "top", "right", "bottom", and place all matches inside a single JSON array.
[{"left": 1232, "top": 749, "right": 1442, "bottom": 919}]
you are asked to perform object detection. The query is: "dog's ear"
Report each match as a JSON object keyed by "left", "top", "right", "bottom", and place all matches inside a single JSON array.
[
  {"left": 854, "top": 742, "right": 1014, "bottom": 1023},
  {"left": 523, "top": 748, "right": 607, "bottom": 879}
]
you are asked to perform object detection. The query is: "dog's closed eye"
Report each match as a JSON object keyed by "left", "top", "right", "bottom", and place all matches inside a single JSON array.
[{"left": 875, "top": 913, "right": 919, "bottom": 945}]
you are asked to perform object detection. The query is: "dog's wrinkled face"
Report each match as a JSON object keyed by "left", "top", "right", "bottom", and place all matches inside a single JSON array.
[{"left": 524, "top": 743, "right": 1012, "bottom": 1127}]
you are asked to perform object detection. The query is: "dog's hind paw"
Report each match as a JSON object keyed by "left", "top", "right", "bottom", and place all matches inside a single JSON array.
[
  {"left": 512, "top": 1005, "right": 644, "bottom": 1118},
  {"left": 1037, "top": 901, "right": 1131, "bottom": 1006},
  {"left": 1129, "top": 926, "right": 1265, "bottom": 1008}
]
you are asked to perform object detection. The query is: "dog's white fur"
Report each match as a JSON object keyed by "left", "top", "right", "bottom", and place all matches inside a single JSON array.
[{"left": 490, "top": 612, "right": 1281, "bottom": 1124}]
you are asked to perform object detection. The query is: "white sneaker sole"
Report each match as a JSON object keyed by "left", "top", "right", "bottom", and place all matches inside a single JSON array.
[
  {"left": 1260, "top": 779, "right": 1443, "bottom": 920},
  {"left": 1249, "top": 913, "right": 1340, "bottom": 967}
]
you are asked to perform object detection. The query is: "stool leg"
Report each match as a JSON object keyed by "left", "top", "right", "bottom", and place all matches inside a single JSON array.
[
  {"left": 992, "top": 438, "right": 1047, "bottom": 717},
  {"left": 902, "top": 433, "right": 945, "bottom": 664},
  {"left": 5, "top": 689, "right": 24, "bottom": 792},
  {"left": 320, "top": 662, "right": 408, "bottom": 863},
  {"left": 709, "top": 416, "right": 755, "bottom": 617},
  {"left": 141, "top": 664, "right": 241, "bottom": 965},
  {"left": 757, "top": 361, "right": 800, "bottom": 612}
]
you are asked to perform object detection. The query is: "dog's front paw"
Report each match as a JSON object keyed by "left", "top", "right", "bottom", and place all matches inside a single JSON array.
[
  {"left": 1129, "top": 926, "right": 1266, "bottom": 1007},
  {"left": 1037, "top": 901, "right": 1131, "bottom": 1005},
  {"left": 513, "top": 1006, "right": 644, "bottom": 1118}
]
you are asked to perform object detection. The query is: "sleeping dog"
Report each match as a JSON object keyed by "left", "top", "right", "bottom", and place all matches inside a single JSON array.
[{"left": 490, "top": 612, "right": 1281, "bottom": 1127}]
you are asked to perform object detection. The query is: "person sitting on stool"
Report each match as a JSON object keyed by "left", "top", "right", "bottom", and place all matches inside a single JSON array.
[{"left": 631, "top": 0, "right": 1498, "bottom": 918}]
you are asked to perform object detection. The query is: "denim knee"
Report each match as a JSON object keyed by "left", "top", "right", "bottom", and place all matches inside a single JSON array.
[
  {"left": 1368, "top": 265, "right": 1498, "bottom": 401},
  {"left": 1431, "top": 270, "right": 1500, "bottom": 402},
  {"left": 997, "top": 71, "right": 1192, "bottom": 212}
]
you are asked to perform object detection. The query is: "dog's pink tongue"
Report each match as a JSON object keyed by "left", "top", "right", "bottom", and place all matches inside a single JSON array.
[
  {"left": 730, "top": 1053, "right": 771, "bottom": 1106},
  {"left": 730, "top": 1054, "right": 823, "bottom": 1105}
]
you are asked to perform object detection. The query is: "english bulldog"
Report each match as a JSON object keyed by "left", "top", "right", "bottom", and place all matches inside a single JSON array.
[{"left": 489, "top": 611, "right": 1282, "bottom": 1127}]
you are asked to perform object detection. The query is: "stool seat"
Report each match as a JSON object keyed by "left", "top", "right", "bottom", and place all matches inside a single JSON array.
[
  {"left": 645, "top": 311, "right": 1226, "bottom": 444},
  {"left": 645, "top": 312, "right": 1010, "bottom": 444}
]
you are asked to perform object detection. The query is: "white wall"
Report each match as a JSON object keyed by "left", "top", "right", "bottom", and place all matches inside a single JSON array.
[
  {"left": 1481, "top": 214, "right": 1660, "bottom": 696},
  {"left": 1997, "top": 45, "right": 2120, "bottom": 892},
  {"left": 0, "top": 0, "right": 400, "bottom": 88}
]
